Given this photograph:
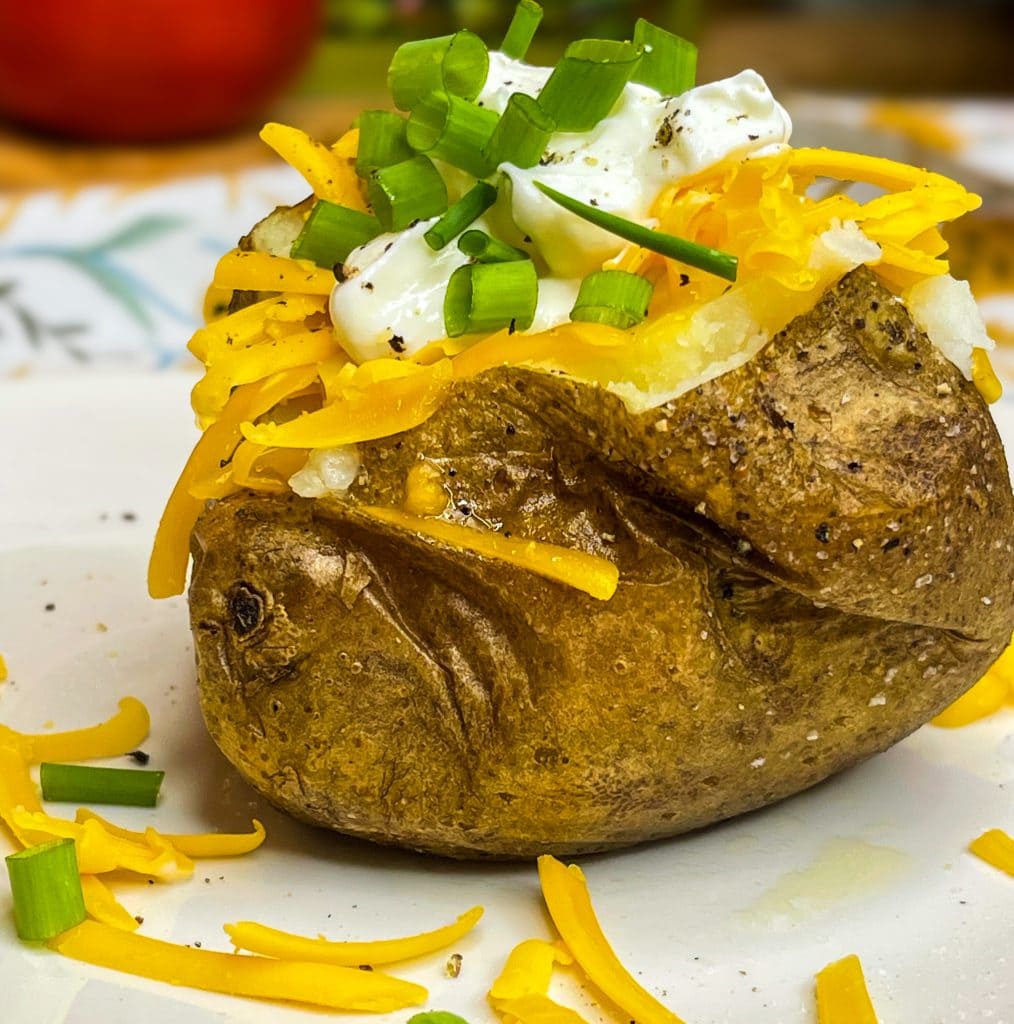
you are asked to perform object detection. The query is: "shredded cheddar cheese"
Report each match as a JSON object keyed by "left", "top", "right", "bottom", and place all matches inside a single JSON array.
[
  {"left": 212, "top": 250, "right": 336, "bottom": 296},
  {"left": 0, "top": 697, "right": 149, "bottom": 764},
  {"left": 50, "top": 920, "right": 428, "bottom": 1012},
  {"left": 537, "top": 855, "right": 687, "bottom": 1024},
  {"left": 75, "top": 809, "right": 266, "bottom": 859},
  {"left": 968, "top": 828, "right": 1014, "bottom": 877},
  {"left": 933, "top": 636, "right": 1014, "bottom": 727},
  {"left": 361, "top": 506, "right": 619, "bottom": 601},
  {"left": 815, "top": 954, "right": 880, "bottom": 1024},
  {"left": 489, "top": 939, "right": 587, "bottom": 1024},
  {"left": 225, "top": 905, "right": 483, "bottom": 966},
  {"left": 259, "top": 123, "right": 367, "bottom": 211},
  {"left": 79, "top": 875, "right": 140, "bottom": 932},
  {"left": 0, "top": 654, "right": 7, "bottom": 682}
]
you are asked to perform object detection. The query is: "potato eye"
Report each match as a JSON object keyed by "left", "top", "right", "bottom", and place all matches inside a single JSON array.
[{"left": 227, "top": 582, "right": 267, "bottom": 637}]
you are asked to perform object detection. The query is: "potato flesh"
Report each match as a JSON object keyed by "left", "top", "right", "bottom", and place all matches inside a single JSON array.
[{"left": 189, "top": 270, "right": 1014, "bottom": 858}]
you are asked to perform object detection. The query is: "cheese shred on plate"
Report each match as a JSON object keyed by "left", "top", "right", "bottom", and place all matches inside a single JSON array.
[{"left": 815, "top": 954, "right": 880, "bottom": 1024}]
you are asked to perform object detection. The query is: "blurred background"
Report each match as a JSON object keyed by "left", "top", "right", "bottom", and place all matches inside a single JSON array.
[{"left": 0, "top": 0, "right": 1011, "bottom": 375}]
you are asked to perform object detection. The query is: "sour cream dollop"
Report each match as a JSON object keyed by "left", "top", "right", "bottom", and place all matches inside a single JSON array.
[{"left": 330, "top": 53, "right": 792, "bottom": 363}]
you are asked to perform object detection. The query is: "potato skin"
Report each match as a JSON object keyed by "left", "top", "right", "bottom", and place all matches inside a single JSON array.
[{"left": 189, "top": 270, "right": 1014, "bottom": 858}]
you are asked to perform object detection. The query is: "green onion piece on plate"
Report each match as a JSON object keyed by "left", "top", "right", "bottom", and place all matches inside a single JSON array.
[
  {"left": 368, "top": 155, "right": 449, "bottom": 233},
  {"left": 6, "top": 838, "right": 87, "bottom": 942},
  {"left": 571, "top": 269, "right": 654, "bottom": 328},
  {"left": 408, "top": 1013, "right": 472, "bottom": 1024},
  {"left": 354, "top": 110, "right": 414, "bottom": 177},
  {"left": 458, "top": 229, "right": 529, "bottom": 263},
  {"left": 444, "top": 259, "right": 538, "bottom": 337},
  {"left": 500, "top": 0, "right": 544, "bottom": 61},
  {"left": 424, "top": 182, "right": 498, "bottom": 251},
  {"left": 407, "top": 92, "right": 500, "bottom": 179},
  {"left": 388, "top": 30, "right": 489, "bottom": 112},
  {"left": 39, "top": 762, "right": 166, "bottom": 807},
  {"left": 291, "top": 202, "right": 383, "bottom": 267},
  {"left": 537, "top": 39, "right": 642, "bottom": 133},
  {"left": 631, "top": 19, "right": 697, "bottom": 96},
  {"left": 483, "top": 93, "right": 555, "bottom": 170},
  {"left": 534, "top": 180, "right": 738, "bottom": 282}
]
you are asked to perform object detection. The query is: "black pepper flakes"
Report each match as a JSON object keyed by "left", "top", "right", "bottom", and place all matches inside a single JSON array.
[
  {"left": 815, "top": 523, "right": 830, "bottom": 543},
  {"left": 506, "top": 423, "right": 516, "bottom": 436},
  {"left": 882, "top": 537, "right": 901, "bottom": 552},
  {"left": 853, "top": 317, "right": 866, "bottom": 330},
  {"left": 127, "top": 749, "right": 150, "bottom": 765},
  {"left": 387, "top": 335, "right": 406, "bottom": 354},
  {"left": 679, "top": 273, "right": 690, "bottom": 287},
  {"left": 44, "top": 603, "right": 55, "bottom": 612}
]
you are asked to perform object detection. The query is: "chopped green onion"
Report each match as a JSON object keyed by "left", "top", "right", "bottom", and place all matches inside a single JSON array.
[
  {"left": 536, "top": 39, "right": 642, "bottom": 133},
  {"left": 534, "top": 180, "right": 738, "bottom": 282},
  {"left": 291, "top": 202, "right": 383, "bottom": 267},
  {"left": 571, "top": 270, "right": 654, "bottom": 328},
  {"left": 424, "top": 182, "right": 498, "bottom": 251},
  {"left": 368, "top": 155, "right": 448, "bottom": 233},
  {"left": 632, "top": 19, "right": 697, "bottom": 96},
  {"left": 458, "top": 230, "right": 529, "bottom": 263},
  {"left": 408, "top": 1013, "right": 471, "bottom": 1024},
  {"left": 388, "top": 30, "right": 489, "bottom": 112},
  {"left": 6, "top": 838, "right": 87, "bottom": 942},
  {"left": 354, "top": 110, "right": 414, "bottom": 176},
  {"left": 483, "top": 93, "right": 555, "bottom": 170},
  {"left": 39, "top": 762, "right": 165, "bottom": 807},
  {"left": 444, "top": 260, "right": 538, "bottom": 337},
  {"left": 407, "top": 93, "right": 499, "bottom": 178},
  {"left": 500, "top": 0, "right": 544, "bottom": 61}
]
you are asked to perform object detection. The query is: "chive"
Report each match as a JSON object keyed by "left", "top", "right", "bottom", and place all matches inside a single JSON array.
[
  {"left": 6, "top": 838, "right": 87, "bottom": 942},
  {"left": 500, "top": 0, "right": 544, "bottom": 61},
  {"left": 354, "top": 110, "right": 414, "bottom": 177},
  {"left": 388, "top": 30, "right": 489, "bottom": 112},
  {"left": 407, "top": 93, "right": 500, "bottom": 179},
  {"left": 39, "top": 762, "right": 165, "bottom": 807},
  {"left": 536, "top": 39, "right": 642, "bottom": 133},
  {"left": 571, "top": 270, "right": 654, "bottom": 329},
  {"left": 408, "top": 1013, "right": 472, "bottom": 1024},
  {"left": 534, "top": 181, "right": 738, "bottom": 281},
  {"left": 424, "top": 182, "right": 498, "bottom": 251},
  {"left": 458, "top": 230, "right": 529, "bottom": 263},
  {"left": 291, "top": 202, "right": 383, "bottom": 267},
  {"left": 483, "top": 93, "right": 555, "bottom": 170},
  {"left": 368, "top": 155, "right": 448, "bottom": 233},
  {"left": 631, "top": 19, "right": 697, "bottom": 96},
  {"left": 444, "top": 260, "right": 538, "bottom": 337}
]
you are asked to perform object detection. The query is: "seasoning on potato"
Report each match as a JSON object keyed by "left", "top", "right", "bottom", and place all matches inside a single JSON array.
[{"left": 150, "top": 3, "right": 1014, "bottom": 858}]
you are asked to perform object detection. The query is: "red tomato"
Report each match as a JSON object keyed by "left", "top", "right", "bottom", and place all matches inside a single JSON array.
[{"left": 0, "top": 0, "right": 321, "bottom": 142}]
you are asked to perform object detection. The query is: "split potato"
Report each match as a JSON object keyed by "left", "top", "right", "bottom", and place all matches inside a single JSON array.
[{"left": 189, "top": 268, "right": 1014, "bottom": 858}]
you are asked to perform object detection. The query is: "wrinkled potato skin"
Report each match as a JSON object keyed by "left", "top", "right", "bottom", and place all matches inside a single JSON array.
[{"left": 190, "top": 270, "right": 1014, "bottom": 858}]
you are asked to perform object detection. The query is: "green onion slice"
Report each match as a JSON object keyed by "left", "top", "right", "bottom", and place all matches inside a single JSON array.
[
  {"left": 291, "top": 202, "right": 383, "bottom": 267},
  {"left": 483, "top": 93, "right": 555, "bottom": 170},
  {"left": 631, "top": 19, "right": 697, "bottom": 96},
  {"left": 444, "top": 260, "right": 538, "bottom": 337},
  {"left": 39, "top": 762, "right": 165, "bottom": 807},
  {"left": 407, "top": 92, "right": 499, "bottom": 179},
  {"left": 571, "top": 270, "right": 654, "bottom": 328},
  {"left": 537, "top": 39, "right": 642, "bottom": 133},
  {"left": 388, "top": 30, "right": 489, "bottom": 112},
  {"left": 534, "top": 181, "right": 738, "bottom": 281},
  {"left": 368, "top": 155, "right": 449, "bottom": 233},
  {"left": 354, "top": 110, "right": 414, "bottom": 177},
  {"left": 424, "top": 182, "right": 498, "bottom": 251},
  {"left": 6, "top": 838, "right": 87, "bottom": 942},
  {"left": 458, "top": 230, "right": 529, "bottom": 263},
  {"left": 500, "top": 0, "right": 544, "bottom": 61},
  {"left": 408, "top": 1013, "right": 472, "bottom": 1024}
]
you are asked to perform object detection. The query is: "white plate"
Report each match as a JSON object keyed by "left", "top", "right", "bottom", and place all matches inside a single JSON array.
[{"left": 0, "top": 374, "right": 1012, "bottom": 1024}]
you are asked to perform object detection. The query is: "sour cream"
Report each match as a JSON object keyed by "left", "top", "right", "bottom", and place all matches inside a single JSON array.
[{"left": 330, "top": 53, "right": 792, "bottom": 363}]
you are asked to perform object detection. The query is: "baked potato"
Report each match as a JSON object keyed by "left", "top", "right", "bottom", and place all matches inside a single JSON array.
[
  {"left": 149, "top": 12, "right": 1014, "bottom": 858},
  {"left": 187, "top": 267, "right": 1014, "bottom": 858}
]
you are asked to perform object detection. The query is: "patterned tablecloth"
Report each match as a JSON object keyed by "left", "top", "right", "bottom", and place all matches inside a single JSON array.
[{"left": 1, "top": 96, "right": 1012, "bottom": 382}]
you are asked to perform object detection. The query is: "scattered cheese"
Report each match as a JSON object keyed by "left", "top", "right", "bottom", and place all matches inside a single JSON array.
[
  {"left": 933, "top": 637, "right": 1014, "bottom": 727},
  {"left": 537, "top": 855, "right": 686, "bottom": 1024},
  {"left": 815, "top": 954, "right": 880, "bottom": 1024},
  {"left": 225, "top": 905, "right": 483, "bottom": 966},
  {"left": 75, "top": 809, "right": 266, "bottom": 859},
  {"left": 968, "top": 828, "right": 1014, "bottom": 877},
  {"left": 259, "top": 123, "right": 367, "bottom": 211},
  {"left": 50, "top": 920, "right": 427, "bottom": 1012},
  {"left": 212, "top": 250, "right": 336, "bottom": 296}
]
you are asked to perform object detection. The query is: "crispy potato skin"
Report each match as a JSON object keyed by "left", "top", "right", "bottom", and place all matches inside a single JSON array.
[{"left": 189, "top": 270, "right": 1014, "bottom": 858}]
